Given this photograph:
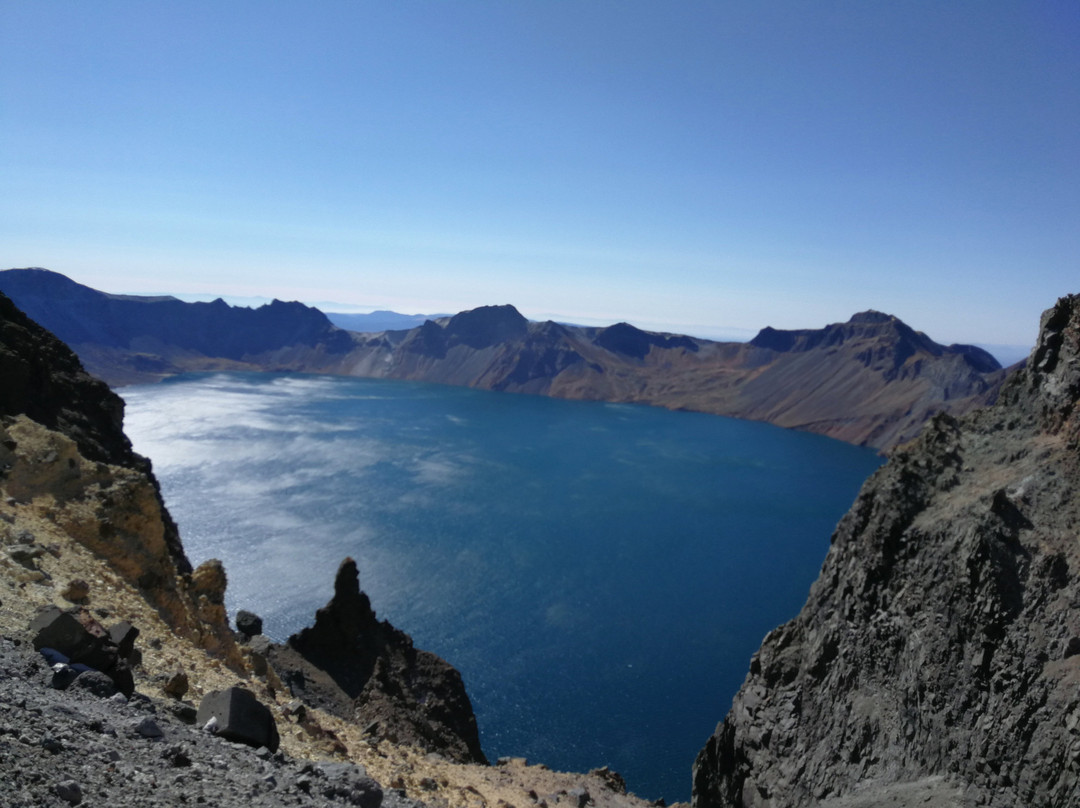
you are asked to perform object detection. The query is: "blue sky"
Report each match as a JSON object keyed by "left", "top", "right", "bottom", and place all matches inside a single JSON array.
[{"left": 2, "top": 2, "right": 1077, "bottom": 349}]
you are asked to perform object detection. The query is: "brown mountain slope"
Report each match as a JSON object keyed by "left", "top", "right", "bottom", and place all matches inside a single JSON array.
[
  {"left": 344, "top": 306, "right": 1006, "bottom": 451},
  {"left": 691, "top": 295, "right": 1080, "bottom": 808}
]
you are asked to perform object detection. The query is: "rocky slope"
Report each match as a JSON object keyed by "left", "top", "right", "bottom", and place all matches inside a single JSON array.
[
  {"left": 692, "top": 295, "right": 1080, "bottom": 808},
  {"left": 1, "top": 269, "right": 1005, "bottom": 451}
]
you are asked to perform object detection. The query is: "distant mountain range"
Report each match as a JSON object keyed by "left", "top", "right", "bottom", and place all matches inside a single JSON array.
[
  {"left": 324, "top": 310, "right": 450, "bottom": 333},
  {"left": 0, "top": 268, "right": 1013, "bottom": 451}
]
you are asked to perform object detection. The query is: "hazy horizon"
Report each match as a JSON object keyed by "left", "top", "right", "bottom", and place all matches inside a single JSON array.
[{"left": 3, "top": 3, "right": 1077, "bottom": 349}]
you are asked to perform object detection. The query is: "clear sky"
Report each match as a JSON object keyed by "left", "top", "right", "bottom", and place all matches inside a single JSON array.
[{"left": 2, "top": 2, "right": 1077, "bottom": 348}]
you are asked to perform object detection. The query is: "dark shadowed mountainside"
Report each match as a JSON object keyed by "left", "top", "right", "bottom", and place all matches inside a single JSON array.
[
  {"left": 0, "top": 268, "right": 1007, "bottom": 451},
  {"left": 0, "top": 268, "right": 358, "bottom": 385},
  {"left": 0, "top": 288, "right": 192, "bottom": 574},
  {"left": 0, "top": 289, "right": 141, "bottom": 470},
  {"left": 692, "top": 295, "right": 1080, "bottom": 808}
]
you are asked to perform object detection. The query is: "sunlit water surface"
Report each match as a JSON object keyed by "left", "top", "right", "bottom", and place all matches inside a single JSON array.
[{"left": 122, "top": 373, "right": 882, "bottom": 801}]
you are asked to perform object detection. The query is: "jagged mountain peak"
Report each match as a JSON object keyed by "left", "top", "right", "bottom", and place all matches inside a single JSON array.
[
  {"left": 847, "top": 309, "right": 897, "bottom": 324},
  {"left": 444, "top": 304, "right": 528, "bottom": 349},
  {"left": 594, "top": 322, "right": 698, "bottom": 359},
  {"left": 748, "top": 310, "right": 1001, "bottom": 373},
  {"left": 997, "top": 293, "right": 1080, "bottom": 434}
]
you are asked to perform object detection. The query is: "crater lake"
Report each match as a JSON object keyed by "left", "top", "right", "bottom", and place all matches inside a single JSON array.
[{"left": 122, "top": 372, "right": 882, "bottom": 801}]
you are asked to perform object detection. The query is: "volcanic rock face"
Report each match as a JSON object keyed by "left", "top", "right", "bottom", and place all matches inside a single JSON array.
[
  {"left": 0, "top": 291, "right": 243, "bottom": 664},
  {"left": 267, "top": 558, "right": 487, "bottom": 765},
  {"left": 0, "top": 289, "right": 191, "bottom": 575},
  {"left": 692, "top": 296, "right": 1080, "bottom": 808},
  {"left": 0, "top": 289, "right": 143, "bottom": 471}
]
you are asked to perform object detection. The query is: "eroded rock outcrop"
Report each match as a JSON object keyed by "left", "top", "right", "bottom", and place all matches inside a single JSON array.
[
  {"left": 0, "top": 290, "right": 241, "bottom": 666},
  {"left": 0, "top": 288, "right": 190, "bottom": 573},
  {"left": 692, "top": 295, "right": 1080, "bottom": 807},
  {"left": 266, "top": 558, "right": 487, "bottom": 765}
]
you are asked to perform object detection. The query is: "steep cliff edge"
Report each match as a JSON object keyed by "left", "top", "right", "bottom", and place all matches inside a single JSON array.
[
  {"left": 1, "top": 287, "right": 244, "bottom": 660},
  {"left": 692, "top": 295, "right": 1080, "bottom": 808}
]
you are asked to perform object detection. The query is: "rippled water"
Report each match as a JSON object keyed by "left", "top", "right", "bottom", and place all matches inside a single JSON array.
[{"left": 122, "top": 372, "right": 881, "bottom": 801}]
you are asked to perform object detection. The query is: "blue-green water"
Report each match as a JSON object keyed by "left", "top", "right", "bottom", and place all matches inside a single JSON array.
[{"left": 122, "top": 373, "right": 881, "bottom": 801}]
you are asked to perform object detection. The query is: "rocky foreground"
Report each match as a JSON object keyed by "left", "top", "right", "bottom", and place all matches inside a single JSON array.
[
  {"left": 0, "top": 289, "right": 667, "bottom": 808},
  {"left": 692, "top": 296, "right": 1080, "bottom": 808},
  {"left": 0, "top": 633, "right": 421, "bottom": 808}
]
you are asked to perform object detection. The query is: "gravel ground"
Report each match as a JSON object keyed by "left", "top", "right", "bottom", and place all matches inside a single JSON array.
[{"left": 0, "top": 634, "right": 430, "bottom": 808}]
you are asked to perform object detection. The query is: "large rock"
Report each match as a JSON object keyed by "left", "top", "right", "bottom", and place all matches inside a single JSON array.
[
  {"left": 29, "top": 605, "right": 135, "bottom": 696},
  {"left": 267, "top": 557, "right": 487, "bottom": 764},
  {"left": 692, "top": 296, "right": 1080, "bottom": 808},
  {"left": 197, "top": 687, "right": 280, "bottom": 752},
  {"left": 235, "top": 609, "right": 263, "bottom": 638}
]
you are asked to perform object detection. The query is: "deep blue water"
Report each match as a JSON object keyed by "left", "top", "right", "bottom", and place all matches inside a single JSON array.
[{"left": 121, "top": 373, "right": 882, "bottom": 801}]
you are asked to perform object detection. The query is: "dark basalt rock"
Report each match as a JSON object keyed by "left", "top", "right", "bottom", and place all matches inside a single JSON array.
[
  {"left": 235, "top": 609, "right": 263, "bottom": 638},
  {"left": 197, "top": 686, "right": 280, "bottom": 752},
  {"left": 269, "top": 558, "right": 487, "bottom": 764},
  {"left": 0, "top": 289, "right": 141, "bottom": 469},
  {"left": 30, "top": 606, "right": 136, "bottom": 697},
  {"left": 692, "top": 296, "right": 1080, "bottom": 808}
]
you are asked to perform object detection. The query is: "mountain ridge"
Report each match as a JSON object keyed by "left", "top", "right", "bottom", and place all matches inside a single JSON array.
[{"left": 0, "top": 268, "right": 1007, "bottom": 451}]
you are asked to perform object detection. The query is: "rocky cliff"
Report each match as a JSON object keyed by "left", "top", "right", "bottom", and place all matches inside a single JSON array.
[
  {"left": 692, "top": 295, "right": 1080, "bottom": 808},
  {"left": 263, "top": 558, "right": 487, "bottom": 765},
  {"left": 1, "top": 269, "right": 1006, "bottom": 451}
]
